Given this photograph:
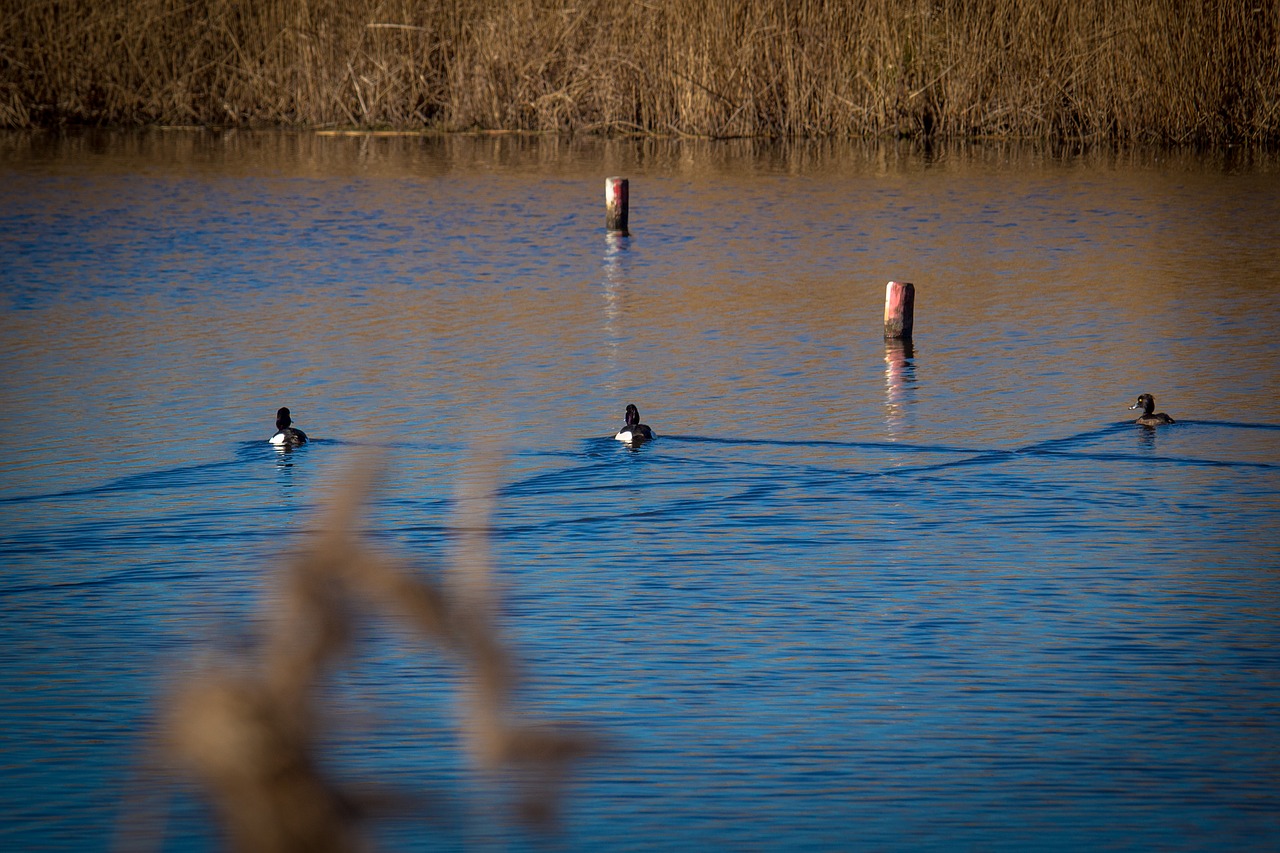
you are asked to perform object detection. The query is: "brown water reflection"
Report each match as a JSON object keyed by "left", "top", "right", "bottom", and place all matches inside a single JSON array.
[{"left": 3, "top": 131, "right": 1280, "bottom": 463}]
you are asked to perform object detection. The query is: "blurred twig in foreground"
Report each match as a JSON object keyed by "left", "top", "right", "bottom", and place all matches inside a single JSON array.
[{"left": 163, "top": 449, "right": 595, "bottom": 852}]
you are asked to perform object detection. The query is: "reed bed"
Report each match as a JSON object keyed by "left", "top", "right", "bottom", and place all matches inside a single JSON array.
[{"left": 3, "top": 0, "right": 1277, "bottom": 143}]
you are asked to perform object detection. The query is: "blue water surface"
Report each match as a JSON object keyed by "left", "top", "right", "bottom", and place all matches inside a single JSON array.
[{"left": 1, "top": 132, "right": 1278, "bottom": 851}]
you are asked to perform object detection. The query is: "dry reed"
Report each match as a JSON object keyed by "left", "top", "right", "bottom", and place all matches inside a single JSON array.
[
  {"left": 158, "top": 450, "right": 594, "bottom": 851},
  {"left": 2, "top": 0, "right": 1278, "bottom": 142}
]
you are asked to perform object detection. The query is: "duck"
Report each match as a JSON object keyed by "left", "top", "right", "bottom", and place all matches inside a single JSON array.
[
  {"left": 614, "top": 404, "right": 654, "bottom": 444},
  {"left": 1130, "top": 393, "right": 1174, "bottom": 426},
  {"left": 270, "top": 406, "right": 309, "bottom": 447}
]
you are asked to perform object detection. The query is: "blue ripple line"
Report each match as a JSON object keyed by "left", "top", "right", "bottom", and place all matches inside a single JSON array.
[
  {"left": 0, "top": 458, "right": 251, "bottom": 504},
  {"left": 666, "top": 434, "right": 989, "bottom": 455},
  {"left": 0, "top": 563, "right": 207, "bottom": 598},
  {"left": 1024, "top": 449, "right": 1278, "bottom": 470},
  {"left": 1176, "top": 420, "right": 1280, "bottom": 430}
]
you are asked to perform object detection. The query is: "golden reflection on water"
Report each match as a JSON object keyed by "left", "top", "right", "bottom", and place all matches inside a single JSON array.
[{"left": 2, "top": 130, "right": 1279, "bottom": 469}]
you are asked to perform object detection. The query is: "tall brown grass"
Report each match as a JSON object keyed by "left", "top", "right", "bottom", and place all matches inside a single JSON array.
[{"left": 3, "top": 0, "right": 1277, "bottom": 143}]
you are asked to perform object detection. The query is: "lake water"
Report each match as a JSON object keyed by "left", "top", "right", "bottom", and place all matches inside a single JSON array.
[{"left": 1, "top": 131, "right": 1279, "bottom": 851}]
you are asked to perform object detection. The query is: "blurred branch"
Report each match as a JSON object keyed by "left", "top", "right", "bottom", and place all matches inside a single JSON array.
[{"left": 162, "top": 448, "right": 596, "bottom": 851}]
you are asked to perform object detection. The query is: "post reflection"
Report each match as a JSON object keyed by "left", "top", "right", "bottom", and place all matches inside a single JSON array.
[
  {"left": 601, "top": 231, "right": 631, "bottom": 375},
  {"left": 883, "top": 337, "right": 916, "bottom": 438}
]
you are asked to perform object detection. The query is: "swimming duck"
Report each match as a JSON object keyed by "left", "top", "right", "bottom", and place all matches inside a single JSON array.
[
  {"left": 270, "top": 406, "right": 309, "bottom": 447},
  {"left": 1130, "top": 394, "right": 1174, "bottom": 426},
  {"left": 614, "top": 404, "right": 654, "bottom": 444}
]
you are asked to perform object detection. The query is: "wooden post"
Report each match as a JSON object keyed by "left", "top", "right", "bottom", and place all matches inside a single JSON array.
[
  {"left": 605, "top": 177, "right": 629, "bottom": 234},
  {"left": 883, "top": 281, "right": 915, "bottom": 339}
]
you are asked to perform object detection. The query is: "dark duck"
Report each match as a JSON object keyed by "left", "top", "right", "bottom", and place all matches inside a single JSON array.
[
  {"left": 1130, "top": 394, "right": 1174, "bottom": 426},
  {"left": 614, "top": 404, "right": 654, "bottom": 444},
  {"left": 270, "top": 406, "right": 309, "bottom": 447}
]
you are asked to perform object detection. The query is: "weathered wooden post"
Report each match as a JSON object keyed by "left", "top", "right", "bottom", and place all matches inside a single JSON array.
[
  {"left": 883, "top": 280, "right": 915, "bottom": 339},
  {"left": 605, "top": 177, "right": 629, "bottom": 234}
]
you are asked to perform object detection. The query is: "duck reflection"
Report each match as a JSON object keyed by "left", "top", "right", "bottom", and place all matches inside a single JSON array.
[
  {"left": 884, "top": 337, "right": 916, "bottom": 437},
  {"left": 273, "top": 449, "right": 298, "bottom": 501}
]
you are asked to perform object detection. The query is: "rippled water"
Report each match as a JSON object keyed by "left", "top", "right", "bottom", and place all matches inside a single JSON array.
[{"left": 2, "top": 132, "right": 1279, "bottom": 850}]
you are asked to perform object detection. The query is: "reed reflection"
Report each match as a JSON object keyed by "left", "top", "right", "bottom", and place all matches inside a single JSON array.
[{"left": 884, "top": 337, "right": 917, "bottom": 438}]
